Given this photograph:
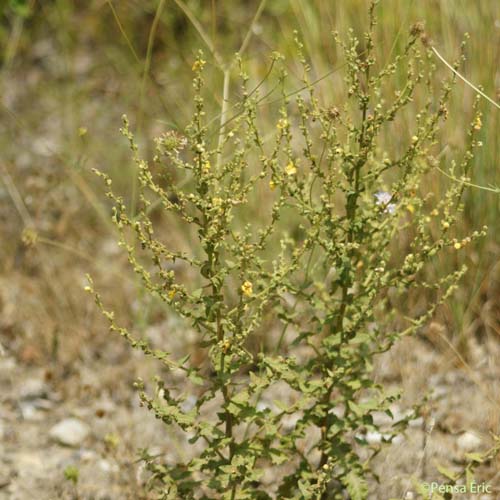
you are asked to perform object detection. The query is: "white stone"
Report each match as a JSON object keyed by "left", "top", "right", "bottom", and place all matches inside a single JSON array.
[
  {"left": 256, "top": 401, "right": 269, "bottom": 412},
  {"left": 97, "top": 459, "right": 118, "bottom": 473},
  {"left": 19, "top": 402, "right": 43, "bottom": 421},
  {"left": 282, "top": 413, "right": 301, "bottom": 431},
  {"left": 365, "top": 431, "right": 383, "bottom": 444},
  {"left": 409, "top": 417, "right": 425, "bottom": 428},
  {"left": 19, "top": 379, "right": 47, "bottom": 400},
  {"left": 49, "top": 418, "right": 90, "bottom": 447},
  {"left": 457, "top": 431, "right": 482, "bottom": 452},
  {"left": 180, "top": 395, "right": 197, "bottom": 412}
]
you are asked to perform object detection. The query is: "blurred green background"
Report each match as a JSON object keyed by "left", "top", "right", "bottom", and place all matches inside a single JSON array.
[{"left": 0, "top": 0, "right": 498, "bottom": 361}]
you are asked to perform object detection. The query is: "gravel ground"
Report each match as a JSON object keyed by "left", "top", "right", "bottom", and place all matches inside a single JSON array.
[{"left": 1, "top": 326, "right": 499, "bottom": 499}]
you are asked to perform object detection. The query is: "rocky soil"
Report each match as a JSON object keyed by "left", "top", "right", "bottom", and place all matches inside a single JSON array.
[{"left": 1, "top": 327, "right": 499, "bottom": 499}]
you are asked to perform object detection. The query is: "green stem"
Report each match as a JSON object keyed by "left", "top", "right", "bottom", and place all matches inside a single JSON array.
[{"left": 318, "top": 29, "right": 373, "bottom": 476}]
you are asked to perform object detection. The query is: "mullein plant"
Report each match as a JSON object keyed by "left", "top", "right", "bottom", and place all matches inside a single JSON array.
[{"left": 86, "top": 6, "right": 486, "bottom": 499}]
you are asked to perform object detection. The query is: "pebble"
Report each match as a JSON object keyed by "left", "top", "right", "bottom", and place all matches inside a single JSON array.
[
  {"left": 431, "top": 385, "right": 448, "bottom": 400},
  {"left": 79, "top": 449, "right": 98, "bottom": 462},
  {"left": 457, "top": 431, "right": 482, "bottom": 452},
  {"left": 0, "top": 357, "right": 17, "bottom": 372},
  {"left": 19, "top": 398, "right": 53, "bottom": 421},
  {"left": 19, "top": 402, "right": 44, "bottom": 421},
  {"left": 97, "top": 459, "right": 118, "bottom": 473},
  {"left": 180, "top": 395, "right": 197, "bottom": 413},
  {"left": 365, "top": 431, "right": 383, "bottom": 444},
  {"left": 282, "top": 413, "right": 301, "bottom": 432},
  {"left": 19, "top": 379, "right": 47, "bottom": 400},
  {"left": 408, "top": 417, "right": 424, "bottom": 428},
  {"left": 49, "top": 418, "right": 90, "bottom": 447}
]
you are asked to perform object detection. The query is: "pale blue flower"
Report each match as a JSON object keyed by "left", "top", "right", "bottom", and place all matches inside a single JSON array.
[{"left": 375, "top": 191, "right": 396, "bottom": 214}]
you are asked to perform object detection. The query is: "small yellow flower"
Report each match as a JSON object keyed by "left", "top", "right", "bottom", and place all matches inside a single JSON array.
[
  {"left": 21, "top": 228, "right": 38, "bottom": 247},
  {"left": 269, "top": 180, "right": 276, "bottom": 191},
  {"left": 431, "top": 209, "right": 439, "bottom": 216},
  {"left": 168, "top": 289, "right": 176, "bottom": 300},
  {"left": 473, "top": 116, "right": 482, "bottom": 130},
  {"left": 411, "top": 135, "right": 418, "bottom": 143},
  {"left": 276, "top": 118, "right": 289, "bottom": 130},
  {"left": 222, "top": 339, "right": 231, "bottom": 353},
  {"left": 454, "top": 242, "right": 462, "bottom": 250},
  {"left": 285, "top": 162, "right": 297, "bottom": 176},
  {"left": 202, "top": 160, "right": 211, "bottom": 173},
  {"left": 241, "top": 281, "right": 253, "bottom": 297},
  {"left": 104, "top": 433, "right": 120, "bottom": 449},
  {"left": 406, "top": 204, "right": 415, "bottom": 214},
  {"left": 442, "top": 221, "right": 450, "bottom": 229},
  {"left": 192, "top": 58, "right": 206, "bottom": 72}
]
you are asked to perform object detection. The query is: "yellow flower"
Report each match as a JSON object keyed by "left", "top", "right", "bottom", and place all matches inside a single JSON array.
[
  {"left": 241, "top": 281, "right": 253, "bottom": 297},
  {"left": 168, "top": 289, "right": 176, "bottom": 300},
  {"left": 473, "top": 116, "right": 482, "bottom": 130},
  {"left": 406, "top": 204, "right": 415, "bottom": 214},
  {"left": 269, "top": 180, "right": 276, "bottom": 191},
  {"left": 21, "top": 228, "right": 38, "bottom": 247},
  {"left": 285, "top": 162, "right": 297, "bottom": 176},
  {"left": 454, "top": 242, "right": 462, "bottom": 250},
  {"left": 276, "top": 118, "right": 289, "bottom": 130},
  {"left": 202, "top": 161, "right": 211, "bottom": 173},
  {"left": 222, "top": 339, "right": 231, "bottom": 353},
  {"left": 192, "top": 58, "right": 206, "bottom": 72}
]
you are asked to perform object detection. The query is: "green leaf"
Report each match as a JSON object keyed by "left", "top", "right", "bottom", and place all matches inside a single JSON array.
[
  {"left": 464, "top": 452, "right": 483, "bottom": 463},
  {"left": 436, "top": 463, "right": 458, "bottom": 481},
  {"left": 348, "top": 400, "right": 363, "bottom": 417},
  {"left": 347, "top": 379, "right": 362, "bottom": 390},
  {"left": 344, "top": 470, "right": 368, "bottom": 500},
  {"left": 231, "top": 390, "right": 249, "bottom": 405},
  {"left": 297, "top": 480, "right": 312, "bottom": 497},
  {"left": 63, "top": 465, "right": 79, "bottom": 484},
  {"left": 177, "top": 353, "right": 191, "bottom": 366},
  {"left": 269, "top": 447, "right": 288, "bottom": 465},
  {"left": 187, "top": 369, "right": 205, "bottom": 386}
]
